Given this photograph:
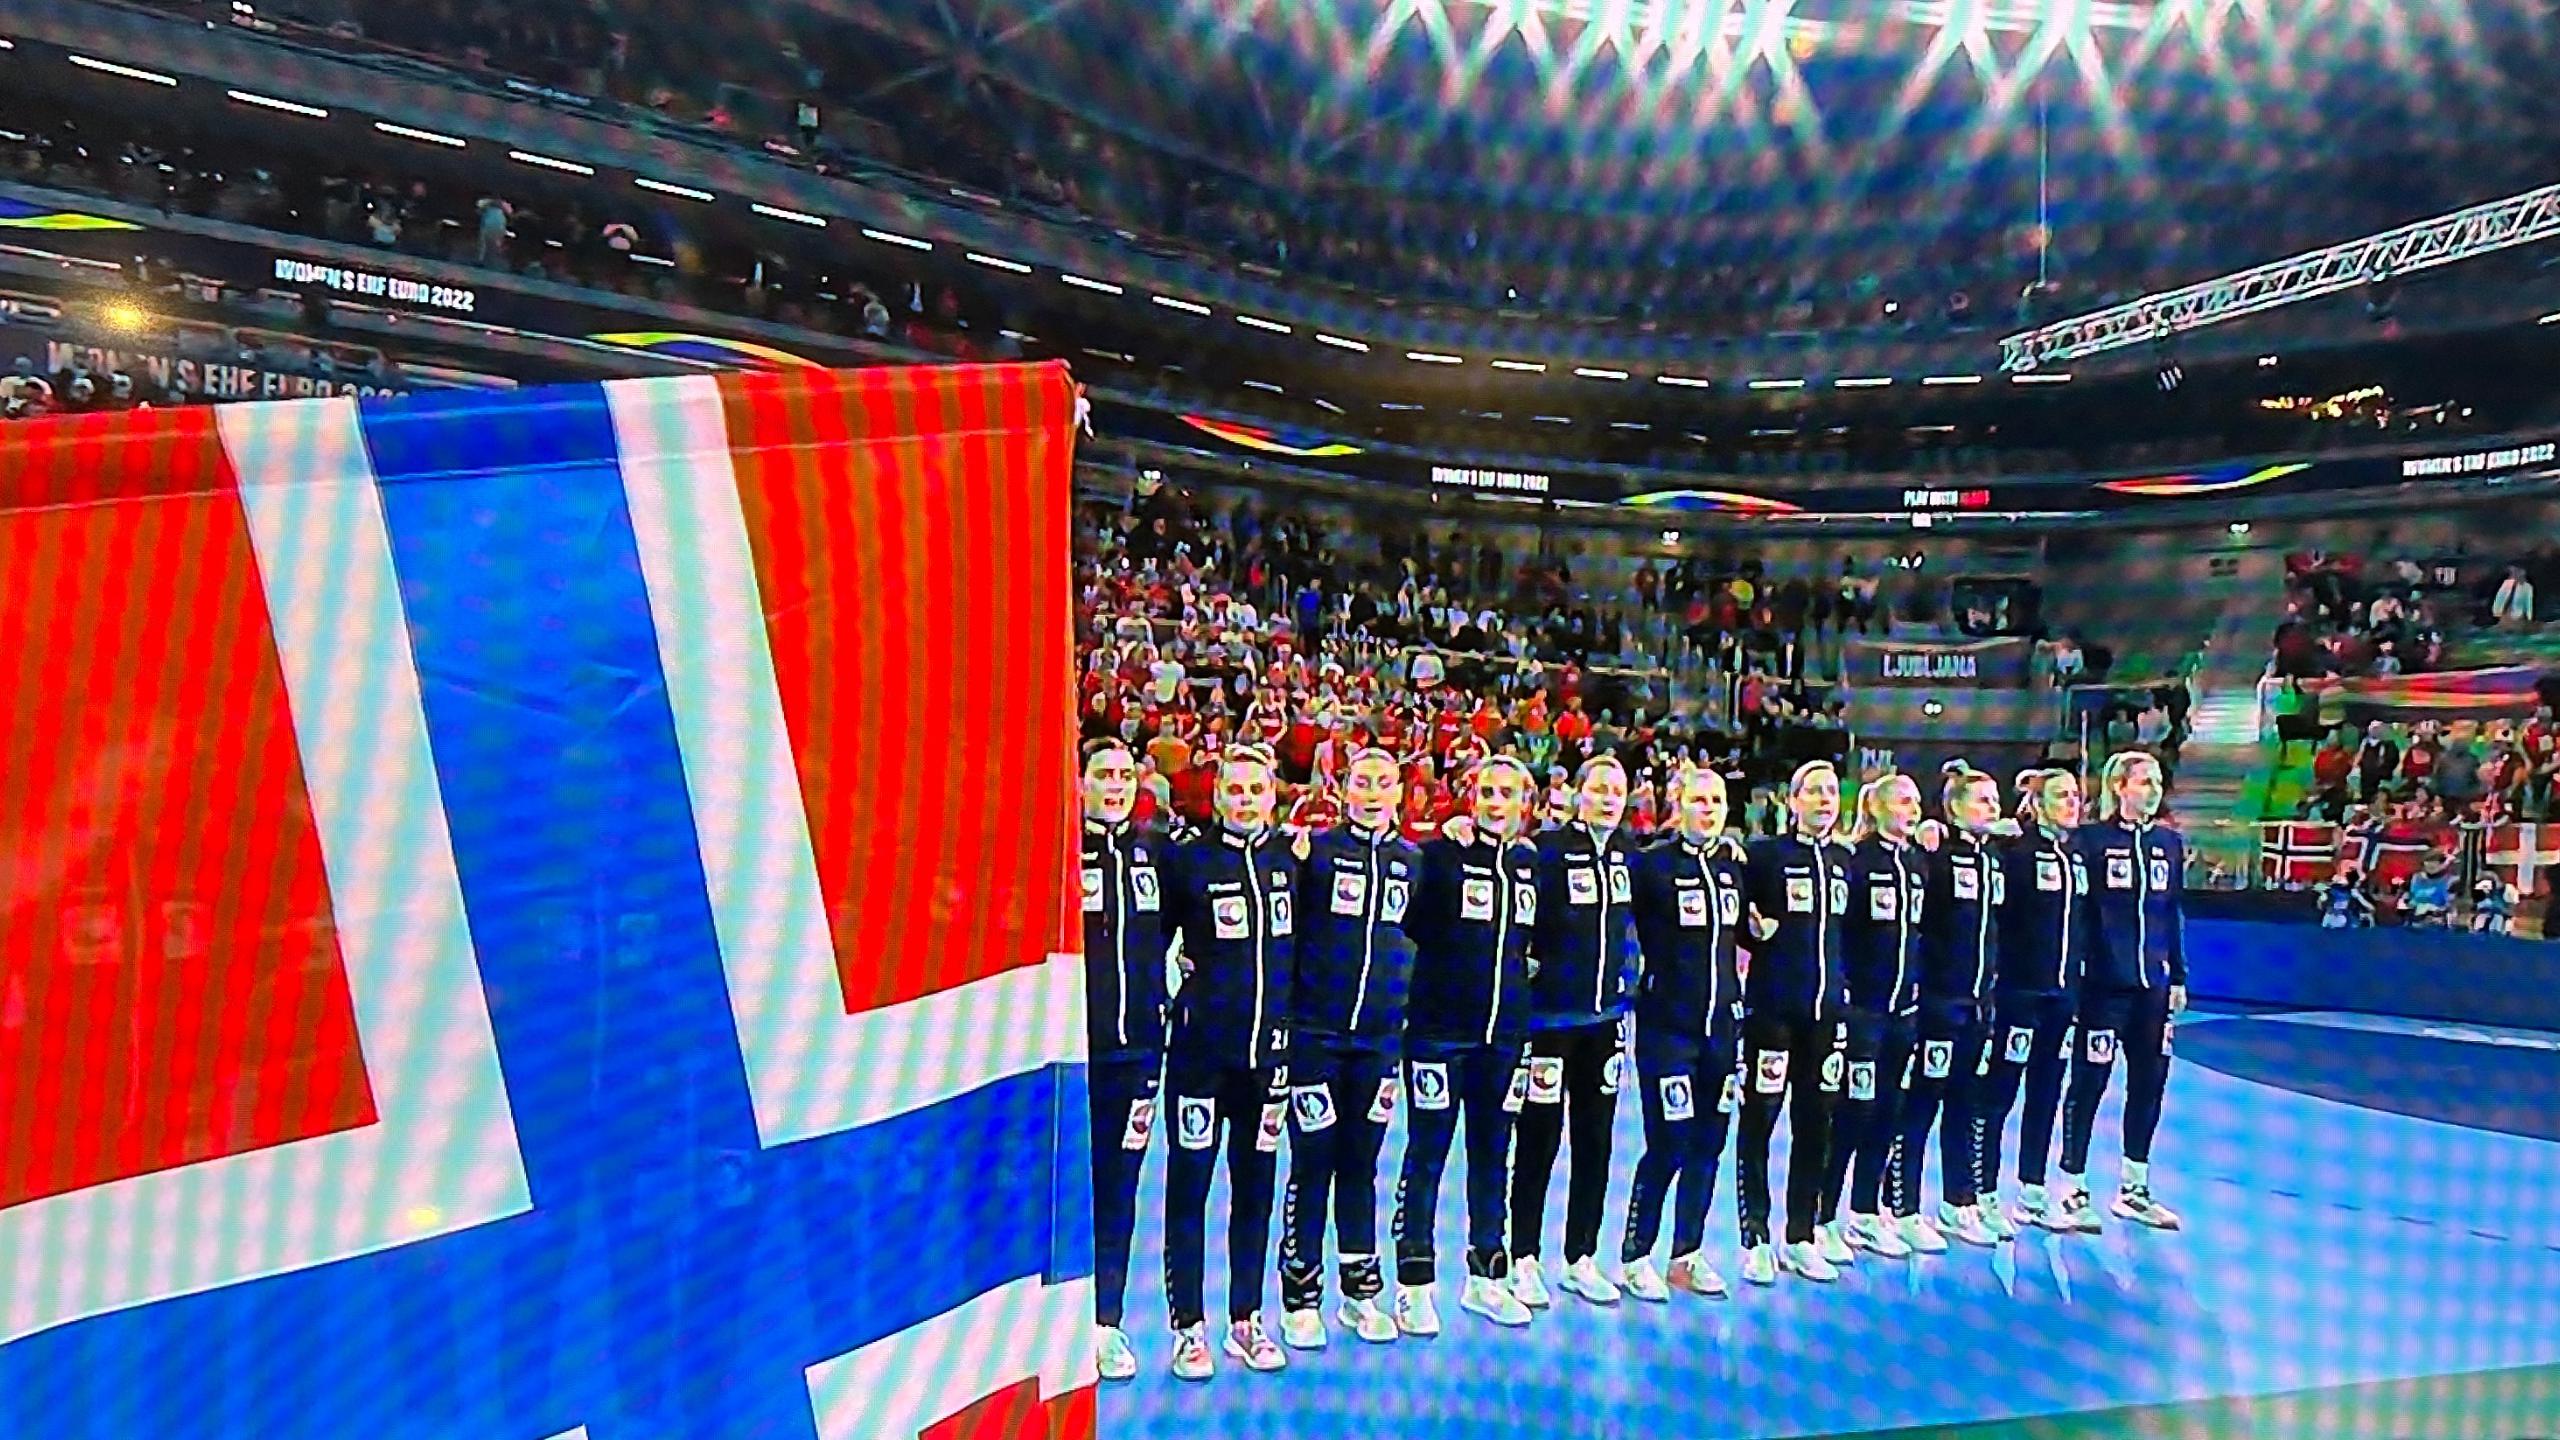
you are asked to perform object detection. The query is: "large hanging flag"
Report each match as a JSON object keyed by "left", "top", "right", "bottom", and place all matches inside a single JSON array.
[{"left": 0, "top": 362, "right": 1096, "bottom": 1440}]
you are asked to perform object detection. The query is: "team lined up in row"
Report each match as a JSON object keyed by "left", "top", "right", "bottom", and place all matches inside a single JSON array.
[{"left": 1080, "top": 738, "right": 2188, "bottom": 1382}]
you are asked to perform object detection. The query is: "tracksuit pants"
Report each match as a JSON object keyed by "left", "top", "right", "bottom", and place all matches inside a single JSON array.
[
  {"left": 1279, "top": 1032, "right": 1400, "bottom": 1312},
  {"left": 1820, "top": 1007, "right": 1917, "bottom": 1224},
  {"left": 1620, "top": 1025, "right": 1740, "bottom": 1264},
  {"left": 1163, "top": 1052, "right": 1286, "bottom": 1330},
  {"left": 1890, "top": 1001, "right": 1991, "bottom": 1214},
  {"left": 1509, "top": 1018, "right": 1627, "bottom": 1267},
  {"left": 1975, "top": 990, "right": 2075, "bottom": 1197},
  {"left": 1394, "top": 1040, "right": 1530, "bottom": 1286},
  {"left": 1735, "top": 1012, "right": 1847, "bottom": 1247},
  {"left": 1089, "top": 1051, "right": 1163, "bottom": 1328},
  {"left": 2060, "top": 986, "right": 2176, "bottom": 1178}
]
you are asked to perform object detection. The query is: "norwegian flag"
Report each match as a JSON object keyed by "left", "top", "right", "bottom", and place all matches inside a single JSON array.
[
  {"left": 2347, "top": 824, "right": 2452, "bottom": 890},
  {"left": 0, "top": 364, "right": 1095, "bottom": 1440},
  {"left": 2258, "top": 821, "right": 2341, "bottom": 888}
]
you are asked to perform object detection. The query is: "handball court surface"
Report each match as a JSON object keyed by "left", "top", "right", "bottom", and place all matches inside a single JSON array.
[{"left": 1101, "top": 1006, "right": 2560, "bottom": 1440}]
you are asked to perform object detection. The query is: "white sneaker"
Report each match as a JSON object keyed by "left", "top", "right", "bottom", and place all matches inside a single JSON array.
[
  {"left": 1814, "top": 1222, "right": 1857, "bottom": 1267},
  {"left": 1740, "top": 1243, "right": 1780, "bottom": 1286},
  {"left": 1395, "top": 1284, "right": 1442, "bottom": 1338},
  {"left": 2053, "top": 1187, "right": 2103, "bottom": 1234},
  {"left": 1668, "top": 1252, "right": 1729, "bottom": 1298},
  {"left": 1558, "top": 1255, "right": 1623, "bottom": 1305},
  {"left": 1279, "top": 1307, "right": 1328, "bottom": 1351},
  {"left": 1780, "top": 1240, "right": 1840, "bottom": 1283},
  {"left": 1461, "top": 1273, "right": 1533, "bottom": 1327},
  {"left": 1980, "top": 1194, "right": 2019, "bottom": 1241},
  {"left": 1170, "top": 1323, "right": 1215, "bottom": 1381},
  {"left": 1846, "top": 1213, "right": 1912, "bottom": 1258},
  {"left": 1096, "top": 1325, "right": 1138, "bottom": 1382},
  {"left": 2111, "top": 1187, "right": 2183, "bottom": 1231},
  {"left": 1621, "top": 1256, "right": 1670, "bottom": 1303},
  {"left": 1223, "top": 1315, "right": 1287, "bottom": 1372},
  {"left": 1508, "top": 1255, "right": 1553, "bottom": 1308},
  {"left": 1937, "top": 1202, "right": 1995, "bottom": 1248},
  {"left": 1339, "top": 1296, "right": 1399, "bottom": 1344},
  {"left": 2007, "top": 1193, "right": 2050, "bottom": 1234}
]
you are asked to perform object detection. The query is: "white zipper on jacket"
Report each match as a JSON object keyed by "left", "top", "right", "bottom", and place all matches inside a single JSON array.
[
  {"left": 2053, "top": 830, "right": 2075, "bottom": 992},
  {"left": 1970, "top": 837, "right": 1993, "bottom": 999},
  {"left": 1803, "top": 833, "right": 1831, "bottom": 1015},
  {"left": 1349, "top": 830, "right": 1380, "bottom": 1033},
  {"left": 1695, "top": 839, "right": 1722, "bottom": 1034},
  {"left": 1589, "top": 824, "right": 1616, "bottom": 1016},
  {"left": 1244, "top": 835, "right": 1268, "bottom": 1066},
  {"left": 2129, "top": 821, "right": 2152, "bottom": 990},
  {"left": 1110, "top": 830, "right": 1130, "bottom": 1048},
  {"left": 1487, "top": 840, "right": 1509, "bottom": 1046},
  {"left": 1888, "top": 841, "right": 1914, "bottom": 1010}
]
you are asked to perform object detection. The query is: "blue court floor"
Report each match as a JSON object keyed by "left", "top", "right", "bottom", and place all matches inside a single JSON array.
[{"left": 1097, "top": 1011, "right": 2560, "bottom": 1440}]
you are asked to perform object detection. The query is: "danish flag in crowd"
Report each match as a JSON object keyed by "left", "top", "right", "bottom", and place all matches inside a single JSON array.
[
  {"left": 0, "top": 363, "right": 1098, "bottom": 1440},
  {"left": 2483, "top": 822, "right": 2560, "bottom": 899}
]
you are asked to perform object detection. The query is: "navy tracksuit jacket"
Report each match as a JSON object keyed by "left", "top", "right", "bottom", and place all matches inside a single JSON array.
[
  {"left": 1394, "top": 833, "right": 1539, "bottom": 1284},
  {"left": 1280, "top": 820, "right": 1421, "bottom": 1309},
  {"left": 1621, "top": 830, "right": 1748, "bottom": 1262},
  {"left": 1894, "top": 828, "right": 2002, "bottom": 1213},
  {"left": 1080, "top": 818, "right": 1173, "bottom": 1328},
  {"left": 1158, "top": 825, "right": 1298, "bottom": 1329},
  {"left": 1824, "top": 835, "right": 1927, "bottom": 1220},
  {"left": 2060, "top": 817, "right": 2188, "bottom": 1175},
  {"left": 1979, "top": 824, "right": 2090, "bottom": 1194}
]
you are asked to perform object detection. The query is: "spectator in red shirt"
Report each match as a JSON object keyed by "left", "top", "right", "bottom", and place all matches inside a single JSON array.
[
  {"left": 1553, "top": 696, "right": 1594, "bottom": 767},
  {"left": 2401, "top": 726, "right": 2441, "bottom": 788}
]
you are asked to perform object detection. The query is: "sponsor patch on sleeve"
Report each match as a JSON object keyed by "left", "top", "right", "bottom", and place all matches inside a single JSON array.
[
  {"left": 1753, "top": 1049, "right": 1790, "bottom": 1094},
  {"left": 1660, "top": 1074, "right": 1695, "bottom": 1122},
  {"left": 1410, "top": 1062, "right": 1452, "bottom": 1111},
  {"left": 1527, "top": 1055, "right": 1565, "bottom": 1105},
  {"left": 1121, "top": 1097, "right": 1156, "bottom": 1151},
  {"left": 1176, "top": 1096, "right": 1218, "bottom": 1150}
]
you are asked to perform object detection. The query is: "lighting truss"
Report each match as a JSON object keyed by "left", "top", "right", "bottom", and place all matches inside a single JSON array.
[{"left": 2000, "top": 182, "right": 2560, "bottom": 372}]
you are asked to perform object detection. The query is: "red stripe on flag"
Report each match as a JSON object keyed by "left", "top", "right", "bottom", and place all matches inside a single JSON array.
[
  {"left": 917, "top": 1377, "right": 1097, "bottom": 1440},
  {"left": 717, "top": 363, "right": 1081, "bottom": 1016},
  {"left": 0, "top": 407, "right": 378, "bottom": 1212}
]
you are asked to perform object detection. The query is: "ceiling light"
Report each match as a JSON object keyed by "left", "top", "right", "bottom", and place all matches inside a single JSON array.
[
  {"left": 634, "top": 176, "right": 714, "bottom": 201},
  {"left": 69, "top": 55, "right": 177, "bottom": 85},
  {"left": 374, "top": 120, "right": 466, "bottom": 147},
  {"left": 750, "top": 201, "right": 827, "bottom": 227},
  {"left": 225, "top": 89, "right": 328, "bottom": 118},
  {"left": 509, "top": 150, "right": 594, "bottom": 175}
]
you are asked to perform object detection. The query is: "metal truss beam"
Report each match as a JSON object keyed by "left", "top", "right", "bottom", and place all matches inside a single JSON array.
[{"left": 1999, "top": 182, "right": 2560, "bottom": 372}]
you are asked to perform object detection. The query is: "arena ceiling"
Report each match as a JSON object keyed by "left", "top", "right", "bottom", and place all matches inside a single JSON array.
[{"left": 808, "top": 0, "right": 2560, "bottom": 275}]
